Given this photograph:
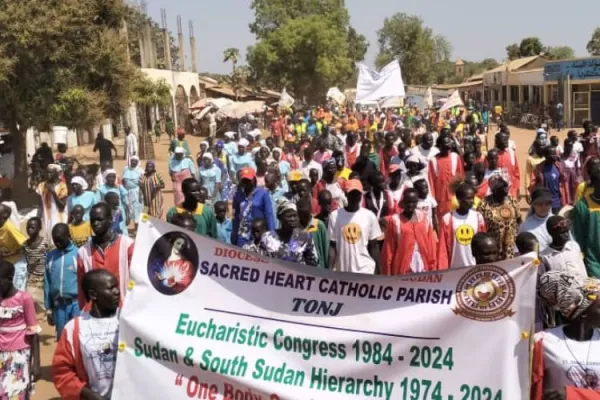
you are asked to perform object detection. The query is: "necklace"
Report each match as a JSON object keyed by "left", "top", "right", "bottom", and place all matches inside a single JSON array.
[{"left": 563, "top": 328, "right": 596, "bottom": 388}]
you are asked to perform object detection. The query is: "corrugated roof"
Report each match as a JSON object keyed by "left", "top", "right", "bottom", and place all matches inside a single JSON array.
[
  {"left": 434, "top": 80, "right": 483, "bottom": 90},
  {"left": 507, "top": 55, "right": 541, "bottom": 71},
  {"left": 509, "top": 67, "right": 543, "bottom": 75}
]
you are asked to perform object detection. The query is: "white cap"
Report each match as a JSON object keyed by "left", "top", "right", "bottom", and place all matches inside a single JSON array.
[
  {"left": 224, "top": 131, "right": 236, "bottom": 139},
  {"left": 174, "top": 146, "right": 185, "bottom": 154},
  {"left": 238, "top": 138, "right": 249, "bottom": 147},
  {"left": 202, "top": 153, "right": 214, "bottom": 161}
]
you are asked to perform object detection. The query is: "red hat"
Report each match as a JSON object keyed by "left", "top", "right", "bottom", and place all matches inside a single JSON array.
[
  {"left": 345, "top": 179, "right": 363, "bottom": 193},
  {"left": 239, "top": 167, "right": 256, "bottom": 181},
  {"left": 176, "top": 128, "right": 185, "bottom": 135}
]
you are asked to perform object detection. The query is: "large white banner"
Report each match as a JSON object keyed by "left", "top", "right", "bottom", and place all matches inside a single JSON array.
[
  {"left": 356, "top": 60, "right": 405, "bottom": 103},
  {"left": 113, "top": 217, "right": 537, "bottom": 400},
  {"left": 439, "top": 90, "right": 464, "bottom": 112},
  {"left": 278, "top": 88, "right": 294, "bottom": 108},
  {"left": 326, "top": 87, "right": 346, "bottom": 105}
]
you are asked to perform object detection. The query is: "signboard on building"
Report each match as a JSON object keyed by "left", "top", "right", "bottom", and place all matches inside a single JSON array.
[{"left": 544, "top": 58, "right": 600, "bottom": 82}]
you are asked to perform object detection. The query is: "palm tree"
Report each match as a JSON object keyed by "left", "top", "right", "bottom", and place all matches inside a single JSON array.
[
  {"left": 131, "top": 73, "right": 171, "bottom": 159},
  {"left": 223, "top": 48, "right": 240, "bottom": 99}
]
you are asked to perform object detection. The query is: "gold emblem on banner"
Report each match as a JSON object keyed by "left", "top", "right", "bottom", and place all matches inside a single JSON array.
[{"left": 453, "top": 265, "right": 516, "bottom": 322}]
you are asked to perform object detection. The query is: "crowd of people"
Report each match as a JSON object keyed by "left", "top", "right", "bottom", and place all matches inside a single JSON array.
[{"left": 1, "top": 102, "right": 600, "bottom": 398}]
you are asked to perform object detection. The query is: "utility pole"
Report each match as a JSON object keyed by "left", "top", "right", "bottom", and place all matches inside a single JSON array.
[
  {"left": 161, "top": 8, "right": 172, "bottom": 70},
  {"left": 189, "top": 20, "right": 197, "bottom": 73}
]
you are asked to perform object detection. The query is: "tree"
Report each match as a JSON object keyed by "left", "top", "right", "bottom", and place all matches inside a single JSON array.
[
  {"left": 587, "top": 28, "right": 600, "bottom": 56},
  {"left": 547, "top": 46, "right": 575, "bottom": 60},
  {"left": 247, "top": 0, "right": 367, "bottom": 100},
  {"left": 506, "top": 44, "right": 521, "bottom": 60},
  {"left": 0, "top": 0, "right": 136, "bottom": 203},
  {"left": 375, "top": 13, "right": 451, "bottom": 85},
  {"left": 519, "top": 37, "right": 544, "bottom": 57},
  {"left": 131, "top": 73, "right": 171, "bottom": 159}
]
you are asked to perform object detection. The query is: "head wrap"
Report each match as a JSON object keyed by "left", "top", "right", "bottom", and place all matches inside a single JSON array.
[
  {"left": 248, "top": 129, "right": 262, "bottom": 138},
  {"left": 174, "top": 146, "right": 185, "bottom": 154},
  {"left": 130, "top": 155, "right": 140, "bottom": 163},
  {"left": 276, "top": 198, "right": 297, "bottom": 218},
  {"left": 538, "top": 270, "right": 600, "bottom": 320},
  {"left": 260, "top": 146, "right": 271, "bottom": 155},
  {"left": 251, "top": 147, "right": 260, "bottom": 156},
  {"left": 238, "top": 138, "right": 250, "bottom": 148},
  {"left": 488, "top": 171, "right": 511, "bottom": 189},
  {"left": 71, "top": 176, "right": 88, "bottom": 191},
  {"left": 224, "top": 131, "right": 236, "bottom": 139},
  {"left": 103, "top": 169, "right": 117, "bottom": 180},
  {"left": 200, "top": 141, "right": 209, "bottom": 148},
  {"left": 48, "top": 164, "right": 62, "bottom": 172},
  {"left": 202, "top": 153, "right": 214, "bottom": 161},
  {"left": 272, "top": 147, "right": 282, "bottom": 155},
  {"left": 216, "top": 140, "right": 224, "bottom": 148}
]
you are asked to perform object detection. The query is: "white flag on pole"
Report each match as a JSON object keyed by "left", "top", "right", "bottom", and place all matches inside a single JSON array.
[
  {"left": 355, "top": 60, "right": 405, "bottom": 103},
  {"left": 326, "top": 87, "right": 346, "bottom": 104},
  {"left": 424, "top": 86, "right": 434, "bottom": 108},
  {"left": 278, "top": 88, "right": 294, "bottom": 108},
  {"left": 439, "top": 89, "right": 464, "bottom": 112}
]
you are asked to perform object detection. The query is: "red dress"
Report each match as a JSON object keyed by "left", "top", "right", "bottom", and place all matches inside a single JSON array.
[{"left": 428, "top": 153, "right": 464, "bottom": 218}]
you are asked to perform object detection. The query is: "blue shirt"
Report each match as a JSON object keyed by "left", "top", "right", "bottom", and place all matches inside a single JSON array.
[
  {"left": 217, "top": 218, "right": 232, "bottom": 244},
  {"left": 232, "top": 187, "right": 275, "bottom": 247},
  {"left": 543, "top": 163, "right": 561, "bottom": 209},
  {"left": 44, "top": 243, "right": 79, "bottom": 309}
]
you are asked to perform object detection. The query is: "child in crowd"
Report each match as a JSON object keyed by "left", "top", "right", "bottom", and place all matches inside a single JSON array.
[
  {"left": 22, "top": 217, "right": 49, "bottom": 312},
  {"left": 68, "top": 205, "right": 93, "bottom": 247},
  {"left": 0, "top": 204, "right": 28, "bottom": 290},
  {"left": 214, "top": 201, "right": 232, "bottom": 244},
  {"left": 539, "top": 216, "right": 587, "bottom": 278},
  {"left": 104, "top": 192, "right": 124, "bottom": 235},
  {"left": 44, "top": 224, "right": 79, "bottom": 339},
  {"left": 242, "top": 218, "right": 267, "bottom": 254},
  {"left": 198, "top": 187, "right": 209, "bottom": 204},
  {"left": 170, "top": 212, "right": 197, "bottom": 232},
  {"left": 515, "top": 232, "right": 539, "bottom": 256},
  {"left": 413, "top": 178, "right": 438, "bottom": 232},
  {"left": 0, "top": 259, "right": 40, "bottom": 399}
]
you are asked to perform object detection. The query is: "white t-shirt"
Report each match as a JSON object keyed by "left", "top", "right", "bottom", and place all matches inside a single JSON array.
[
  {"left": 301, "top": 160, "right": 323, "bottom": 180},
  {"left": 448, "top": 210, "right": 484, "bottom": 268},
  {"left": 535, "top": 327, "right": 600, "bottom": 392},
  {"left": 328, "top": 207, "right": 382, "bottom": 274},
  {"left": 540, "top": 241, "right": 588, "bottom": 279},
  {"left": 416, "top": 195, "right": 438, "bottom": 226},
  {"left": 79, "top": 313, "right": 120, "bottom": 398}
]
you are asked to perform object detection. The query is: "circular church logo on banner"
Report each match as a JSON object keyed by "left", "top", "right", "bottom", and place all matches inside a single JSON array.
[{"left": 453, "top": 265, "right": 516, "bottom": 322}]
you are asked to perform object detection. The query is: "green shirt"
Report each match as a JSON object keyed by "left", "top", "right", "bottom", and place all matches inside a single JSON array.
[
  {"left": 305, "top": 218, "right": 329, "bottom": 268},
  {"left": 573, "top": 194, "right": 600, "bottom": 278},
  {"left": 169, "top": 139, "right": 192, "bottom": 157},
  {"left": 166, "top": 204, "right": 218, "bottom": 239}
]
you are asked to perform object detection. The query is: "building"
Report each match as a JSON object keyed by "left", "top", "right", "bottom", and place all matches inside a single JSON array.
[
  {"left": 543, "top": 57, "right": 600, "bottom": 126},
  {"left": 483, "top": 55, "right": 547, "bottom": 113},
  {"left": 455, "top": 59, "right": 465, "bottom": 77}
]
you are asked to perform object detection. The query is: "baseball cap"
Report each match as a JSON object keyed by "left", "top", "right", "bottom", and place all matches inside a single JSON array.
[
  {"left": 239, "top": 167, "right": 256, "bottom": 181},
  {"left": 345, "top": 179, "right": 363, "bottom": 193},
  {"left": 530, "top": 187, "right": 553, "bottom": 204}
]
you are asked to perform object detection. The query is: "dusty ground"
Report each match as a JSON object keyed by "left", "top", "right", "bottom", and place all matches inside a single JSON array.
[{"left": 32, "top": 124, "right": 565, "bottom": 398}]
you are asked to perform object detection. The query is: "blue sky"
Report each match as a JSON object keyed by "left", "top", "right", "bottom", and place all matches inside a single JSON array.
[{"left": 145, "top": 0, "right": 600, "bottom": 73}]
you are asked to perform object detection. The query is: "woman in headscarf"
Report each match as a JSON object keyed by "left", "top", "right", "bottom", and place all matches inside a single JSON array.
[
  {"left": 532, "top": 270, "right": 600, "bottom": 398},
  {"left": 140, "top": 161, "right": 165, "bottom": 219},
  {"left": 259, "top": 198, "right": 318, "bottom": 266},
  {"left": 36, "top": 164, "right": 68, "bottom": 241},
  {"left": 67, "top": 176, "right": 96, "bottom": 222},
  {"left": 196, "top": 141, "right": 209, "bottom": 167},
  {"left": 169, "top": 146, "right": 196, "bottom": 206},
  {"left": 271, "top": 148, "right": 290, "bottom": 192},
  {"left": 122, "top": 156, "right": 144, "bottom": 229},
  {"left": 229, "top": 139, "right": 256, "bottom": 184},
  {"left": 198, "top": 153, "right": 222, "bottom": 205},
  {"left": 96, "top": 169, "right": 129, "bottom": 236},
  {"left": 478, "top": 174, "right": 521, "bottom": 260},
  {"left": 222, "top": 132, "right": 238, "bottom": 157}
]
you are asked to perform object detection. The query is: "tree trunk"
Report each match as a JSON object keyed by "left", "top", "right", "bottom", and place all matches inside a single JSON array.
[
  {"left": 11, "top": 123, "right": 38, "bottom": 209},
  {"left": 138, "top": 104, "right": 155, "bottom": 161}
]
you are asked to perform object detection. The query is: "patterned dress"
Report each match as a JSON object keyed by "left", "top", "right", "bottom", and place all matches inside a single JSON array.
[
  {"left": 259, "top": 229, "right": 319, "bottom": 266},
  {"left": 478, "top": 196, "right": 522, "bottom": 260},
  {"left": 140, "top": 172, "right": 164, "bottom": 219}
]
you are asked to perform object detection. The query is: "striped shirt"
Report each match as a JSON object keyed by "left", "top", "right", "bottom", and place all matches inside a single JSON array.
[{"left": 23, "top": 237, "right": 48, "bottom": 285}]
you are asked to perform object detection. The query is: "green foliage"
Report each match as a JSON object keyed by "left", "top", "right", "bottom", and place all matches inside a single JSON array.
[
  {"left": 223, "top": 48, "right": 240, "bottom": 66},
  {"left": 51, "top": 88, "right": 108, "bottom": 131},
  {"left": 247, "top": 0, "right": 367, "bottom": 100},
  {"left": 375, "top": 13, "right": 451, "bottom": 85},
  {"left": 587, "top": 28, "right": 600, "bottom": 56},
  {"left": 519, "top": 37, "right": 544, "bottom": 57},
  {"left": 131, "top": 73, "right": 171, "bottom": 106},
  {"left": 124, "top": 4, "right": 179, "bottom": 70},
  {"left": 546, "top": 46, "right": 575, "bottom": 60},
  {"left": 506, "top": 44, "right": 521, "bottom": 61}
]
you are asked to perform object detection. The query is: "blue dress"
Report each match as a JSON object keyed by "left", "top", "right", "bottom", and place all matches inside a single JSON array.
[
  {"left": 122, "top": 167, "right": 144, "bottom": 224},
  {"left": 67, "top": 191, "right": 96, "bottom": 222},
  {"left": 199, "top": 164, "right": 222, "bottom": 204},
  {"left": 96, "top": 184, "right": 129, "bottom": 236}
]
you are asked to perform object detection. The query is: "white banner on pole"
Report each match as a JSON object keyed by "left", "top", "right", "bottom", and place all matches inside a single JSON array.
[
  {"left": 439, "top": 90, "right": 464, "bottom": 112},
  {"left": 112, "top": 217, "right": 536, "bottom": 400},
  {"left": 326, "top": 87, "right": 346, "bottom": 105},
  {"left": 424, "top": 86, "right": 434, "bottom": 108},
  {"left": 278, "top": 88, "right": 294, "bottom": 108},
  {"left": 355, "top": 60, "right": 405, "bottom": 103}
]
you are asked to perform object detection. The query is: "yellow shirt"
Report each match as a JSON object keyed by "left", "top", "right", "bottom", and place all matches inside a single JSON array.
[
  {"left": 494, "top": 105, "right": 503, "bottom": 115},
  {"left": 69, "top": 222, "right": 93, "bottom": 247},
  {"left": 336, "top": 168, "right": 352, "bottom": 181},
  {"left": 451, "top": 196, "right": 481, "bottom": 211},
  {"left": 0, "top": 220, "right": 27, "bottom": 263},
  {"left": 575, "top": 182, "right": 594, "bottom": 203}
]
